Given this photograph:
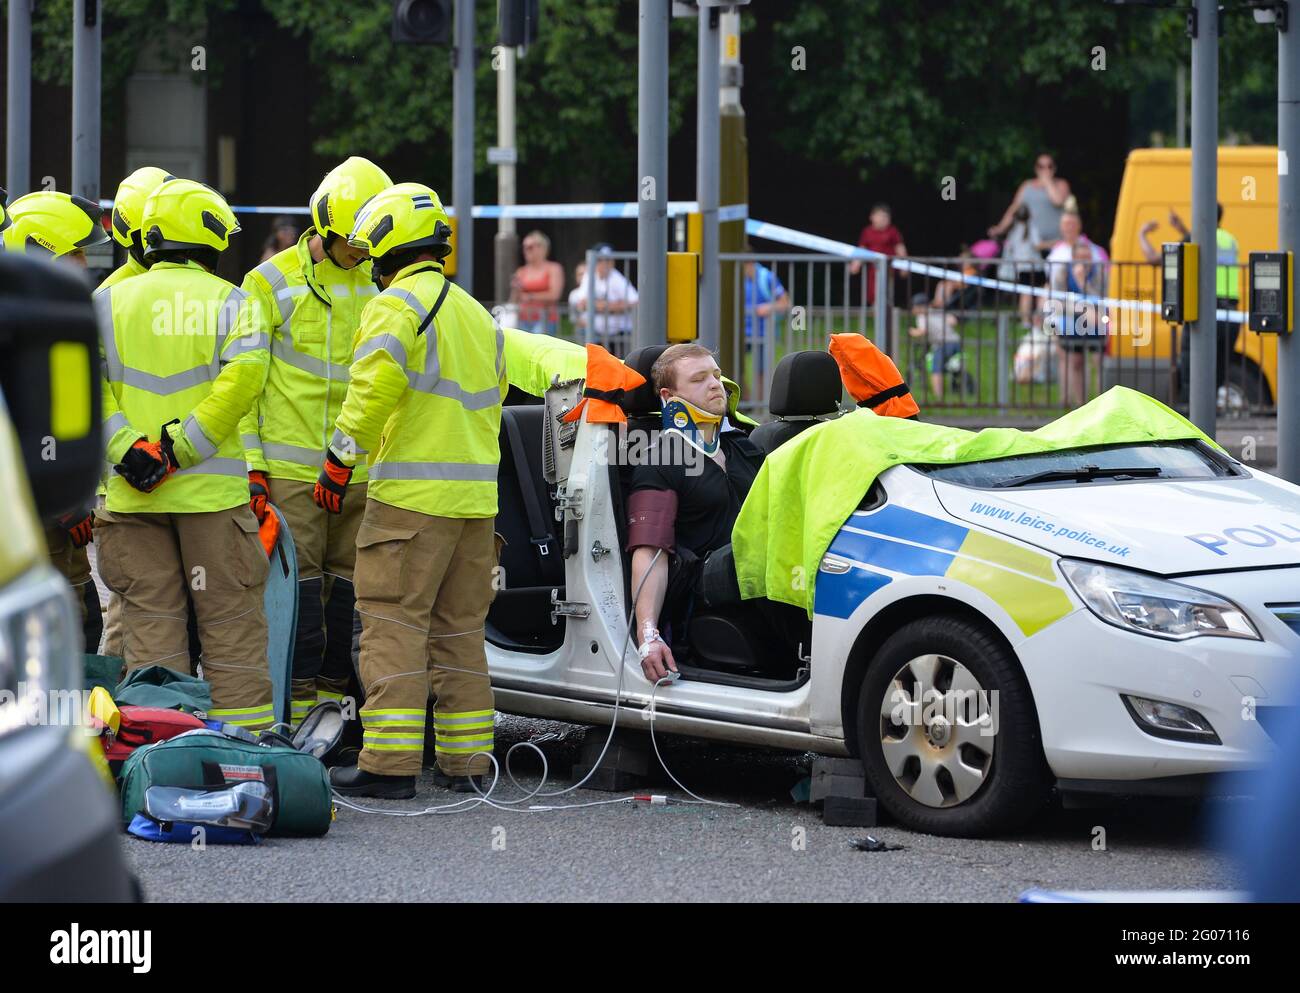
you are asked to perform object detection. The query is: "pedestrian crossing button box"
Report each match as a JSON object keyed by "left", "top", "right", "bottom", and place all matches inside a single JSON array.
[
  {"left": 1161, "top": 241, "right": 1198, "bottom": 324},
  {"left": 1248, "top": 251, "right": 1292, "bottom": 333}
]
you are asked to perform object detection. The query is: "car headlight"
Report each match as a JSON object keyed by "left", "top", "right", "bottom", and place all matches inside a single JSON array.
[
  {"left": 1059, "top": 559, "right": 1261, "bottom": 642},
  {"left": 0, "top": 566, "right": 82, "bottom": 738}
]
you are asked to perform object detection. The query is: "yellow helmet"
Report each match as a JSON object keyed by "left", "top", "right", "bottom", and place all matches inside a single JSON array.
[
  {"left": 347, "top": 182, "right": 452, "bottom": 261},
  {"left": 110, "top": 166, "right": 175, "bottom": 248},
  {"left": 1, "top": 191, "right": 110, "bottom": 258},
  {"left": 310, "top": 156, "right": 393, "bottom": 242},
  {"left": 141, "top": 179, "right": 240, "bottom": 259}
]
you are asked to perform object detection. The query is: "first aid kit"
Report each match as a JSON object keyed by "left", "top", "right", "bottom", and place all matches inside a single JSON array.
[{"left": 120, "top": 729, "right": 333, "bottom": 837}]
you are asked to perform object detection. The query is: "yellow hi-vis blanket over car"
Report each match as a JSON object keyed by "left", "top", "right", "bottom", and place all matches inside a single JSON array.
[{"left": 731, "top": 387, "right": 1216, "bottom": 617}]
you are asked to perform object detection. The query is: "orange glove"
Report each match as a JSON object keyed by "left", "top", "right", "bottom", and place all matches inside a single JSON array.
[
  {"left": 257, "top": 506, "right": 281, "bottom": 557},
  {"left": 248, "top": 471, "right": 270, "bottom": 523},
  {"left": 57, "top": 509, "right": 94, "bottom": 548},
  {"left": 313, "top": 450, "right": 352, "bottom": 514},
  {"left": 114, "top": 439, "right": 175, "bottom": 492}
]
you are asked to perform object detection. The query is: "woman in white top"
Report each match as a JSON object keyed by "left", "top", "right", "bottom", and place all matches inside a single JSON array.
[{"left": 999, "top": 204, "right": 1044, "bottom": 329}]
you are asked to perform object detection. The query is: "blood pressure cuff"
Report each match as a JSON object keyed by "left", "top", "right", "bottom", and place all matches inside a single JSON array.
[{"left": 625, "top": 488, "right": 678, "bottom": 554}]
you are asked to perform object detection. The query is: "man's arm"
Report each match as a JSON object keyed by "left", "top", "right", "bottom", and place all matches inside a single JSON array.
[
  {"left": 165, "top": 285, "right": 270, "bottom": 468},
  {"left": 625, "top": 480, "right": 680, "bottom": 682},
  {"left": 330, "top": 295, "right": 417, "bottom": 463},
  {"left": 235, "top": 269, "right": 279, "bottom": 474}
]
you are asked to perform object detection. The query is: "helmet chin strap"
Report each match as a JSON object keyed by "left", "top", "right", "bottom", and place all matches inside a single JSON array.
[{"left": 662, "top": 396, "right": 723, "bottom": 456}]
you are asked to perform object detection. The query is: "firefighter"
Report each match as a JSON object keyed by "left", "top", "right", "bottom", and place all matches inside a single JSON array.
[
  {"left": 319, "top": 183, "right": 505, "bottom": 798},
  {"left": 240, "top": 156, "right": 392, "bottom": 725},
  {"left": 93, "top": 178, "right": 276, "bottom": 730}
]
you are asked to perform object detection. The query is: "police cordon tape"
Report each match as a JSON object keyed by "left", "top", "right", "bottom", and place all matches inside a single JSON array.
[
  {"left": 93, "top": 194, "right": 1240, "bottom": 325},
  {"left": 97, "top": 197, "right": 750, "bottom": 222}
]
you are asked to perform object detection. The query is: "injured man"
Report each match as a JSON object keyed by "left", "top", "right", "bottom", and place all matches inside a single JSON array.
[{"left": 624, "top": 343, "right": 765, "bottom": 682}]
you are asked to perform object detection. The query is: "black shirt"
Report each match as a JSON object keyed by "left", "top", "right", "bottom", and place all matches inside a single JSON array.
[{"left": 630, "top": 428, "right": 763, "bottom": 558}]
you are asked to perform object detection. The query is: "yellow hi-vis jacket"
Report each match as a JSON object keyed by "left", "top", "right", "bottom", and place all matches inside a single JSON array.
[
  {"left": 98, "top": 254, "right": 148, "bottom": 292},
  {"left": 330, "top": 262, "right": 506, "bottom": 518},
  {"left": 239, "top": 229, "right": 379, "bottom": 483},
  {"left": 93, "top": 256, "right": 151, "bottom": 496},
  {"left": 96, "top": 259, "right": 270, "bottom": 514}
]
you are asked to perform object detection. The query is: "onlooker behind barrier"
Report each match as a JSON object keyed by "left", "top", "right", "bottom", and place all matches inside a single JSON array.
[
  {"left": 568, "top": 243, "right": 638, "bottom": 348},
  {"left": 743, "top": 249, "right": 791, "bottom": 400},
  {"left": 909, "top": 292, "right": 961, "bottom": 400},
  {"left": 510, "top": 229, "right": 565, "bottom": 334},
  {"left": 260, "top": 215, "right": 299, "bottom": 263},
  {"left": 1045, "top": 207, "right": 1107, "bottom": 408},
  {"left": 848, "top": 202, "right": 908, "bottom": 305},
  {"left": 988, "top": 151, "right": 1072, "bottom": 246},
  {"left": 1138, "top": 204, "right": 1240, "bottom": 398},
  {"left": 998, "top": 204, "right": 1045, "bottom": 329}
]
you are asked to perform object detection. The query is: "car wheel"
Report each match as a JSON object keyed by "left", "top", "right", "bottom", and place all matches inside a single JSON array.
[{"left": 855, "top": 615, "right": 1051, "bottom": 836}]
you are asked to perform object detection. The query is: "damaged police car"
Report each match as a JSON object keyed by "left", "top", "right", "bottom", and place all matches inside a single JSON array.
[{"left": 486, "top": 341, "right": 1300, "bottom": 837}]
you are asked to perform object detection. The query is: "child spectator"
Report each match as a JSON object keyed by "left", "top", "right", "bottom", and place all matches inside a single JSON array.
[
  {"left": 909, "top": 292, "right": 961, "bottom": 400},
  {"left": 849, "top": 203, "right": 908, "bottom": 304}
]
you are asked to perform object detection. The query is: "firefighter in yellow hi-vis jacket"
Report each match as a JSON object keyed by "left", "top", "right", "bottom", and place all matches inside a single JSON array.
[
  {"left": 318, "top": 183, "right": 505, "bottom": 799},
  {"left": 93, "top": 179, "right": 276, "bottom": 731},
  {"left": 239, "top": 156, "right": 392, "bottom": 727}
]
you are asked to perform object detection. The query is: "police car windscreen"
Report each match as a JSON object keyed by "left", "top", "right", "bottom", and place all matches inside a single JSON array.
[{"left": 913, "top": 441, "right": 1239, "bottom": 489}]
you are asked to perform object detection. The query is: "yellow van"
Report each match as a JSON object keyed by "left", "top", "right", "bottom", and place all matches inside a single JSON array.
[{"left": 1107, "top": 146, "right": 1277, "bottom": 411}]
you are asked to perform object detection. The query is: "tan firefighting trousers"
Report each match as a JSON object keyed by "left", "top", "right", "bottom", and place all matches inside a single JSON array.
[
  {"left": 353, "top": 499, "right": 496, "bottom": 777},
  {"left": 268, "top": 479, "right": 366, "bottom": 723},
  {"left": 93, "top": 505, "right": 275, "bottom": 729}
]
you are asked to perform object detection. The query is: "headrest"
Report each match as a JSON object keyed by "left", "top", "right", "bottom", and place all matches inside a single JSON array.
[
  {"left": 620, "top": 344, "right": 668, "bottom": 416},
  {"left": 768, "top": 350, "right": 843, "bottom": 418}
]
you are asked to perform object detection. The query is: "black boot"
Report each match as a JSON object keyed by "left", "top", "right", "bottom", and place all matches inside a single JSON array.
[
  {"left": 329, "top": 764, "right": 416, "bottom": 799},
  {"left": 431, "top": 767, "right": 486, "bottom": 794}
]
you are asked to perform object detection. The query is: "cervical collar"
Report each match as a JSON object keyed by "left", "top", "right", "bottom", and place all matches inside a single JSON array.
[{"left": 662, "top": 396, "right": 723, "bottom": 456}]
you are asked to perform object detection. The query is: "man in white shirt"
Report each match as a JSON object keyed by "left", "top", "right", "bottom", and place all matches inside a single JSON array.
[{"left": 568, "top": 243, "right": 639, "bottom": 343}]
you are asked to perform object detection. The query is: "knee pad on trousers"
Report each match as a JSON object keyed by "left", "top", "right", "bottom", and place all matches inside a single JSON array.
[{"left": 293, "top": 577, "right": 326, "bottom": 682}]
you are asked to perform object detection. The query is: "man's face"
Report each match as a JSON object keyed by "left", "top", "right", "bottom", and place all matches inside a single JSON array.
[
  {"left": 662, "top": 354, "right": 727, "bottom": 416},
  {"left": 329, "top": 238, "right": 369, "bottom": 270},
  {"left": 596, "top": 258, "right": 613, "bottom": 279},
  {"left": 1060, "top": 214, "right": 1081, "bottom": 241}
]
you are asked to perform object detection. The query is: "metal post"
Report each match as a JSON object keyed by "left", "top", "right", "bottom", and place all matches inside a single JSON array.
[
  {"left": 494, "top": 43, "right": 519, "bottom": 307},
  {"left": 1188, "top": 0, "right": 1218, "bottom": 435},
  {"left": 6, "top": 0, "right": 31, "bottom": 197},
  {"left": 584, "top": 248, "right": 597, "bottom": 347},
  {"left": 1279, "top": 8, "right": 1300, "bottom": 481},
  {"left": 874, "top": 256, "right": 888, "bottom": 349},
  {"left": 697, "top": 6, "right": 720, "bottom": 350},
  {"left": 71, "top": 0, "right": 101, "bottom": 203},
  {"left": 1176, "top": 62, "right": 1187, "bottom": 148},
  {"left": 718, "top": 8, "right": 748, "bottom": 379},
  {"left": 453, "top": 0, "right": 475, "bottom": 293},
  {"left": 636, "top": 0, "right": 669, "bottom": 349}
]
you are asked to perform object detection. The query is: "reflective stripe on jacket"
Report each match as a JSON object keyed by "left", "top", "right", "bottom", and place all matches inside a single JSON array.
[
  {"left": 331, "top": 262, "right": 506, "bottom": 518},
  {"left": 239, "top": 229, "right": 380, "bottom": 483},
  {"left": 97, "top": 260, "right": 270, "bottom": 513}
]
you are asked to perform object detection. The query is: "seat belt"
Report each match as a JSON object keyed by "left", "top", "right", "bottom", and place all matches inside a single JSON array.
[{"left": 503, "top": 410, "right": 555, "bottom": 571}]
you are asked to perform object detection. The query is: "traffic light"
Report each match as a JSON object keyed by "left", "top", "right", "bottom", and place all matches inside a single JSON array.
[
  {"left": 392, "top": 0, "right": 450, "bottom": 45},
  {"left": 499, "top": 0, "right": 539, "bottom": 48}
]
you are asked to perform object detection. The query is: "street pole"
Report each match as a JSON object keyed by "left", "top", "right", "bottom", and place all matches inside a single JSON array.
[
  {"left": 636, "top": 0, "right": 669, "bottom": 349},
  {"left": 1188, "top": 0, "right": 1218, "bottom": 436},
  {"left": 718, "top": 7, "right": 748, "bottom": 385},
  {"left": 1279, "top": 7, "right": 1300, "bottom": 482},
  {"left": 71, "top": 0, "right": 101, "bottom": 204},
  {"left": 494, "top": 43, "right": 518, "bottom": 307},
  {"left": 697, "top": 5, "right": 721, "bottom": 350},
  {"left": 1176, "top": 63, "right": 1187, "bottom": 148},
  {"left": 6, "top": 0, "right": 31, "bottom": 198},
  {"left": 453, "top": 0, "right": 475, "bottom": 294}
]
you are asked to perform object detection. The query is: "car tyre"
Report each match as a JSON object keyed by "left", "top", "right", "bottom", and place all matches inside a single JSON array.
[{"left": 855, "top": 614, "right": 1051, "bottom": 837}]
